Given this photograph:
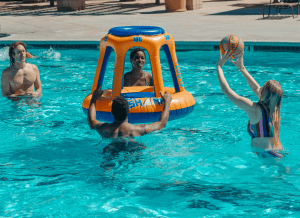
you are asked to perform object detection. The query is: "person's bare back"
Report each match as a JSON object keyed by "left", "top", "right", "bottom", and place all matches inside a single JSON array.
[
  {"left": 1, "top": 42, "right": 42, "bottom": 98},
  {"left": 95, "top": 121, "right": 158, "bottom": 138},
  {"left": 88, "top": 88, "right": 172, "bottom": 139}
]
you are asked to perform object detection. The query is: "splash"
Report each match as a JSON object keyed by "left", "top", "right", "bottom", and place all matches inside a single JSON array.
[
  {"left": 0, "top": 46, "right": 9, "bottom": 62},
  {"left": 40, "top": 47, "right": 61, "bottom": 60}
]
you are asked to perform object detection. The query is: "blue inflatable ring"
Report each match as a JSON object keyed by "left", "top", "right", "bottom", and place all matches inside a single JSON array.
[{"left": 108, "top": 26, "right": 165, "bottom": 37}]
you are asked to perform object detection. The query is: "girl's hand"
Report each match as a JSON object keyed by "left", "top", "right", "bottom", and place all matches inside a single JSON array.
[
  {"left": 230, "top": 56, "right": 245, "bottom": 71},
  {"left": 216, "top": 50, "right": 231, "bottom": 67}
]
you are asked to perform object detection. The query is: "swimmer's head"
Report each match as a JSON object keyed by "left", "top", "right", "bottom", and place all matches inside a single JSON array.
[
  {"left": 130, "top": 48, "right": 146, "bottom": 60},
  {"left": 9, "top": 42, "right": 27, "bottom": 65},
  {"left": 260, "top": 80, "right": 283, "bottom": 109},
  {"left": 130, "top": 48, "right": 146, "bottom": 70},
  {"left": 111, "top": 96, "right": 130, "bottom": 122}
]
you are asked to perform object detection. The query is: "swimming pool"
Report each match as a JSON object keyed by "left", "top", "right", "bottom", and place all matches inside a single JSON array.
[{"left": 1, "top": 45, "right": 300, "bottom": 217}]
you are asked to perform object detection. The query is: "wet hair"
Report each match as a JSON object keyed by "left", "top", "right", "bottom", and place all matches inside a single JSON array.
[
  {"left": 130, "top": 48, "right": 146, "bottom": 60},
  {"left": 111, "top": 96, "right": 130, "bottom": 122},
  {"left": 9, "top": 42, "right": 27, "bottom": 66},
  {"left": 259, "top": 80, "right": 283, "bottom": 150}
]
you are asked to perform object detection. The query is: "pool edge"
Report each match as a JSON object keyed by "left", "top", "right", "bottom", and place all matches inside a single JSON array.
[{"left": 1, "top": 40, "right": 300, "bottom": 52}]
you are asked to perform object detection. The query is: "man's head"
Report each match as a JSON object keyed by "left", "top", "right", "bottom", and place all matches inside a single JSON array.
[
  {"left": 111, "top": 96, "right": 130, "bottom": 122},
  {"left": 9, "top": 42, "right": 27, "bottom": 66}
]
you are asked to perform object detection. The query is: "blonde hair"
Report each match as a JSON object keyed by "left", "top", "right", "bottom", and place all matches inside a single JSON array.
[{"left": 259, "top": 80, "right": 283, "bottom": 150}]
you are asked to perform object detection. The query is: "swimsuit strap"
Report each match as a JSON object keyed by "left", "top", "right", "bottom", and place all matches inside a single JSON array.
[
  {"left": 247, "top": 102, "right": 273, "bottom": 139},
  {"left": 129, "top": 71, "right": 148, "bottom": 86},
  {"left": 144, "top": 72, "right": 148, "bottom": 86},
  {"left": 128, "top": 72, "right": 149, "bottom": 86}
]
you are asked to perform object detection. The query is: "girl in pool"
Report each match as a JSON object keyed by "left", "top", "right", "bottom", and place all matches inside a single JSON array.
[
  {"left": 124, "top": 48, "right": 154, "bottom": 87},
  {"left": 216, "top": 51, "right": 284, "bottom": 158}
]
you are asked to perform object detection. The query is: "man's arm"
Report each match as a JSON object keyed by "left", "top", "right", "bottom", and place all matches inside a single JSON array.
[
  {"left": 0, "top": 70, "right": 19, "bottom": 98},
  {"left": 1, "top": 70, "right": 11, "bottom": 97},
  {"left": 88, "top": 88, "right": 105, "bottom": 130},
  {"left": 33, "top": 65, "right": 42, "bottom": 95},
  {"left": 135, "top": 91, "right": 172, "bottom": 135}
]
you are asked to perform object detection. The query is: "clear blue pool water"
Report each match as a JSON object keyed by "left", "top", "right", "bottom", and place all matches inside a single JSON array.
[{"left": 1, "top": 46, "right": 300, "bottom": 217}]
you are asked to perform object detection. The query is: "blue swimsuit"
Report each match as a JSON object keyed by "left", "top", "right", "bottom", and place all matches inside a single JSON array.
[
  {"left": 247, "top": 103, "right": 283, "bottom": 158},
  {"left": 247, "top": 103, "right": 273, "bottom": 139}
]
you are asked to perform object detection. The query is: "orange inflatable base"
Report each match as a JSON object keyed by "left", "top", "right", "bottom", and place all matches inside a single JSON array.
[
  {"left": 82, "top": 86, "right": 195, "bottom": 124},
  {"left": 82, "top": 105, "right": 194, "bottom": 124}
]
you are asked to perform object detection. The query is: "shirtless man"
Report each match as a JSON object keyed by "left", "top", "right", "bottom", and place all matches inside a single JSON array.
[
  {"left": 1, "top": 42, "right": 42, "bottom": 98},
  {"left": 88, "top": 88, "right": 172, "bottom": 139}
]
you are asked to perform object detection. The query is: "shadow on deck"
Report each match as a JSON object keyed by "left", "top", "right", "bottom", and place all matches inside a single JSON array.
[
  {"left": 206, "top": 1, "right": 299, "bottom": 19},
  {"left": 0, "top": 0, "right": 166, "bottom": 16}
]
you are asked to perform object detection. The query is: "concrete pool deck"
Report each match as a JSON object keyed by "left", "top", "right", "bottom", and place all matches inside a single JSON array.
[{"left": 0, "top": 0, "right": 300, "bottom": 43}]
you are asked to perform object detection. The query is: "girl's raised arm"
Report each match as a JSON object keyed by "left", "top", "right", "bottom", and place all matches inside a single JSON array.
[
  {"left": 231, "top": 57, "right": 261, "bottom": 98},
  {"left": 216, "top": 51, "right": 257, "bottom": 117}
]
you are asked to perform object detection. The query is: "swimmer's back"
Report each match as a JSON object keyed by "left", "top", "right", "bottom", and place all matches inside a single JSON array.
[{"left": 96, "top": 122, "right": 149, "bottom": 138}]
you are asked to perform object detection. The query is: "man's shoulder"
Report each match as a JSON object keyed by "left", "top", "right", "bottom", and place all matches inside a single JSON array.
[
  {"left": 125, "top": 123, "right": 145, "bottom": 135},
  {"left": 145, "top": 71, "right": 152, "bottom": 78},
  {"left": 116, "top": 122, "right": 135, "bottom": 132},
  {"left": 2, "top": 66, "right": 14, "bottom": 76},
  {"left": 26, "top": 63, "right": 38, "bottom": 71},
  {"left": 96, "top": 122, "right": 110, "bottom": 130}
]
